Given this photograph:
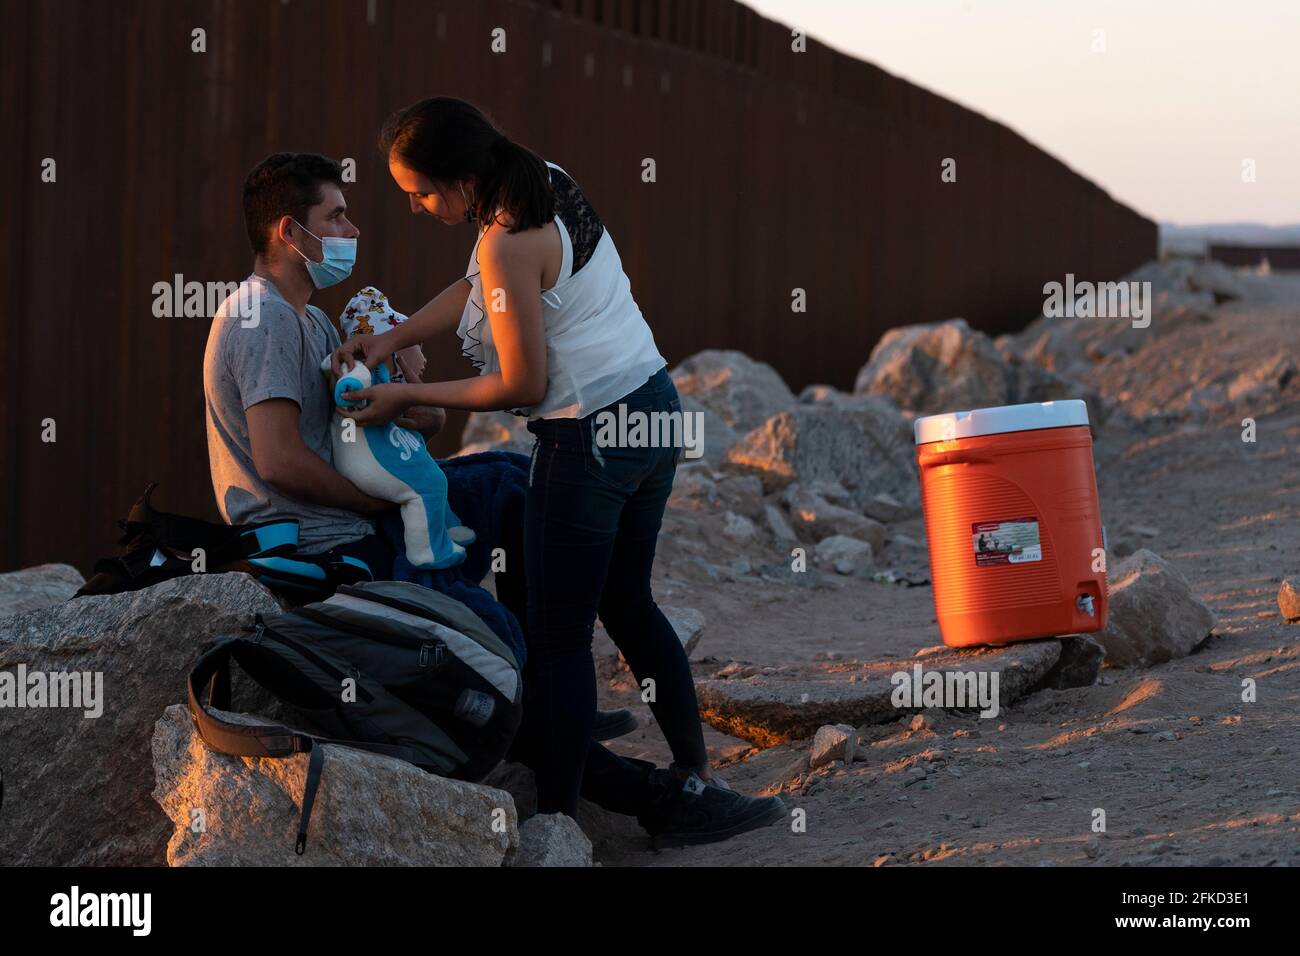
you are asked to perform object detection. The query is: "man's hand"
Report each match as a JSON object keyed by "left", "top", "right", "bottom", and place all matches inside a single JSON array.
[{"left": 395, "top": 404, "right": 446, "bottom": 438}]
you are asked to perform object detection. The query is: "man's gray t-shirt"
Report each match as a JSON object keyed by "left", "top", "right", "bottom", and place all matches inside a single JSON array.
[{"left": 203, "top": 274, "right": 375, "bottom": 553}]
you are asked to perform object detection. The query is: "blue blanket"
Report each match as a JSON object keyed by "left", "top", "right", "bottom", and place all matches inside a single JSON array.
[{"left": 376, "top": 450, "right": 531, "bottom": 668}]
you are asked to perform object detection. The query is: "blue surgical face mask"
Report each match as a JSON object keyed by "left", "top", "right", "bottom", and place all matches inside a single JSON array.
[{"left": 290, "top": 219, "right": 357, "bottom": 289}]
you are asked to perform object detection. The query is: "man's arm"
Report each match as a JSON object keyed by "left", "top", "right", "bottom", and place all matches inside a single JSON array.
[
  {"left": 395, "top": 405, "right": 446, "bottom": 438},
  {"left": 247, "top": 398, "right": 391, "bottom": 516},
  {"left": 391, "top": 345, "right": 445, "bottom": 438}
]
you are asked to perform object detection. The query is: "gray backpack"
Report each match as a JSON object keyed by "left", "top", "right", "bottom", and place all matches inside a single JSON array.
[{"left": 187, "top": 580, "right": 523, "bottom": 854}]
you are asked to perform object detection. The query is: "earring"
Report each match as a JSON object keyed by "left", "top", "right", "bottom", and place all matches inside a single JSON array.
[{"left": 459, "top": 182, "right": 477, "bottom": 224}]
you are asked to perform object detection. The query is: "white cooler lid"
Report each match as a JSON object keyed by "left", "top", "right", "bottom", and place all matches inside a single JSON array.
[{"left": 913, "top": 399, "right": 1089, "bottom": 445}]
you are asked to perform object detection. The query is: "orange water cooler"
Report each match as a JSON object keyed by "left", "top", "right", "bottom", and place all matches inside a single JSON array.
[{"left": 914, "top": 400, "right": 1108, "bottom": 648}]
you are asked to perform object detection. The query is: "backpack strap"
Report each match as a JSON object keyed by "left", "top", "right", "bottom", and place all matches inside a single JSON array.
[
  {"left": 187, "top": 635, "right": 313, "bottom": 758},
  {"left": 186, "top": 634, "right": 419, "bottom": 855},
  {"left": 244, "top": 552, "right": 374, "bottom": 602},
  {"left": 297, "top": 746, "right": 327, "bottom": 855},
  {"left": 123, "top": 482, "right": 299, "bottom": 562},
  {"left": 76, "top": 483, "right": 304, "bottom": 599}
]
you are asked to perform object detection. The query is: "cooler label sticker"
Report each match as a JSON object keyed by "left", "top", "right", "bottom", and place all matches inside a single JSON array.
[{"left": 972, "top": 517, "right": 1042, "bottom": 566}]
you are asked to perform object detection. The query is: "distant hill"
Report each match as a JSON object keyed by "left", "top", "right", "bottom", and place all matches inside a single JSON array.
[{"left": 1161, "top": 222, "right": 1300, "bottom": 256}]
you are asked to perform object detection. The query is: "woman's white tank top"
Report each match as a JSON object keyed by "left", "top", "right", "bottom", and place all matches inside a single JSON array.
[{"left": 455, "top": 160, "right": 666, "bottom": 419}]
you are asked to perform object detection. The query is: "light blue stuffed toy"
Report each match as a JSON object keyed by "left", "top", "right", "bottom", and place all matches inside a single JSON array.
[{"left": 321, "top": 287, "right": 474, "bottom": 569}]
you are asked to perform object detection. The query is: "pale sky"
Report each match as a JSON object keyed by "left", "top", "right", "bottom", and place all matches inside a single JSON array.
[{"left": 741, "top": 0, "right": 1299, "bottom": 225}]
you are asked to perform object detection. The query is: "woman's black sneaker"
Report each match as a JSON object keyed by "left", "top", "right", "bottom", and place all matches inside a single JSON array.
[
  {"left": 637, "top": 768, "right": 786, "bottom": 846},
  {"left": 592, "top": 708, "right": 638, "bottom": 741}
]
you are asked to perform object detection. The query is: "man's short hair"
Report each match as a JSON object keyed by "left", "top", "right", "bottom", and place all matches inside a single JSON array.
[{"left": 242, "top": 152, "right": 345, "bottom": 256}]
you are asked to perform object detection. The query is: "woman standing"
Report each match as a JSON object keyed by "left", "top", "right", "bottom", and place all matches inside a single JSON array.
[{"left": 333, "top": 97, "right": 783, "bottom": 843}]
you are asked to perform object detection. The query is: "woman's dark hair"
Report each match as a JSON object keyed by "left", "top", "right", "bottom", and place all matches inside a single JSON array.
[{"left": 379, "top": 97, "right": 554, "bottom": 233}]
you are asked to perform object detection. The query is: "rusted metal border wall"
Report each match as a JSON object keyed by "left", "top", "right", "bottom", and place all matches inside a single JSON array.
[
  {"left": 1, "top": 0, "right": 1156, "bottom": 574},
  {"left": 1208, "top": 245, "right": 1300, "bottom": 269}
]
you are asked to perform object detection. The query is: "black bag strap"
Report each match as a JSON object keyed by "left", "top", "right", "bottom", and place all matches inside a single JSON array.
[
  {"left": 187, "top": 635, "right": 312, "bottom": 758},
  {"left": 298, "top": 746, "right": 327, "bottom": 855},
  {"left": 186, "top": 634, "right": 419, "bottom": 855},
  {"left": 75, "top": 483, "right": 305, "bottom": 599},
  {"left": 121, "top": 482, "right": 299, "bottom": 563},
  {"left": 85, "top": 547, "right": 177, "bottom": 589},
  {"left": 243, "top": 552, "right": 375, "bottom": 606}
]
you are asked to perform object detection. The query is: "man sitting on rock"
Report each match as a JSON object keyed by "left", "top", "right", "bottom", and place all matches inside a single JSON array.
[{"left": 204, "top": 152, "right": 424, "bottom": 567}]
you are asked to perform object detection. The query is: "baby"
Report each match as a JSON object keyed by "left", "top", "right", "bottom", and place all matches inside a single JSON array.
[{"left": 321, "top": 287, "right": 474, "bottom": 569}]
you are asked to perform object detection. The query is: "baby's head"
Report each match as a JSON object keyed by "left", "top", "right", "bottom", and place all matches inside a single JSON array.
[
  {"left": 338, "top": 285, "right": 427, "bottom": 383},
  {"left": 340, "top": 286, "right": 406, "bottom": 340}
]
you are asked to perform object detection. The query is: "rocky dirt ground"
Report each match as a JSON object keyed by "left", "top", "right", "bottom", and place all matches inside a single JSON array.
[
  {"left": 589, "top": 268, "right": 1300, "bottom": 866},
  {"left": 4, "top": 261, "right": 1294, "bottom": 869}
]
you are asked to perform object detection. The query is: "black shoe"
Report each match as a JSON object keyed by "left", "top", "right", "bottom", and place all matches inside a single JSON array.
[
  {"left": 592, "top": 708, "right": 638, "bottom": 741},
  {"left": 637, "top": 768, "right": 786, "bottom": 846}
]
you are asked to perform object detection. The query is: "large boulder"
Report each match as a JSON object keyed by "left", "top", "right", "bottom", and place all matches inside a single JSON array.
[
  {"left": 813, "top": 535, "right": 875, "bottom": 576},
  {"left": 1094, "top": 549, "right": 1217, "bottom": 667},
  {"left": 854, "top": 319, "right": 1016, "bottom": 413},
  {"left": 0, "top": 572, "right": 283, "bottom": 865},
  {"left": 862, "top": 491, "right": 918, "bottom": 524},
  {"left": 995, "top": 337, "right": 1108, "bottom": 416},
  {"left": 1004, "top": 259, "right": 1243, "bottom": 382},
  {"left": 854, "top": 319, "right": 1086, "bottom": 416},
  {"left": 712, "top": 473, "right": 767, "bottom": 519},
  {"left": 1009, "top": 293, "right": 1213, "bottom": 380},
  {"left": 723, "top": 398, "right": 919, "bottom": 510},
  {"left": 151, "top": 705, "right": 518, "bottom": 866},
  {"left": 694, "top": 641, "right": 1061, "bottom": 747},
  {"left": 1036, "top": 634, "right": 1105, "bottom": 689},
  {"left": 782, "top": 484, "right": 886, "bottom": 549},
  {"left": 0, "top": 563, "right": 85, "bottom": 619},
  {"left": 678, "top": 394, "right": 740, "bottom": 469},
  {"left": 670, "top": 350, "right": 796, "bottom": 437}
]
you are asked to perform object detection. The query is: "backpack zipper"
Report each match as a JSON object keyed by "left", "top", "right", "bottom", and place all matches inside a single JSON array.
[
  {"left": 336, "top": 585, "right": 449, "bottom": 624},
  {"left": 333, "top": 586, "right": 472, "bottom": 666},
  {"left": 292, "top": 603, "right": 446, "bottom": 670},
  {"left": 425, "top": 643, "right": 445, "bottom": 669},
  {"left": 253, "top": 618, "right": 375, "bottom": 703}
]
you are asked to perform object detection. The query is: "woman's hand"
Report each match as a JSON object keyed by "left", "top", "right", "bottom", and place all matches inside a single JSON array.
[
  {"left": 336, "top": 382, "right": 412, "bottom": 427},
  {"left": 331, "top": 333, "right": 397, "bottom": 378}
]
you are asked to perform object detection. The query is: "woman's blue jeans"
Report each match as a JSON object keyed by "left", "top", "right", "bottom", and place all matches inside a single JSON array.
[{"left": 513, "top": 366, "right": 709, "bottom": 816}]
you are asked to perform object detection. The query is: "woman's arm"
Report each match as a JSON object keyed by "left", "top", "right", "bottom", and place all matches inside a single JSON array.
[
  {"left": 473, "top": 224, "right": 549, "bottom": 406},
  {"left": 331, "top": 277, "right": 471, "bottom": 375},
  {"left": 394, "top": 276, "right": 473, "bottom": 344},
  {"left": 339, "top": 226, "right": 550, "bottom": 421},
  {"left": 338, "top": 372, "right": 540, "bottom": 422}
]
